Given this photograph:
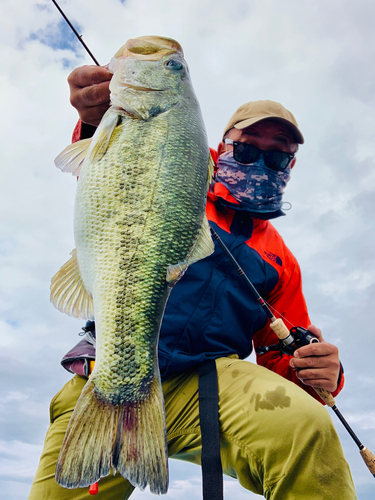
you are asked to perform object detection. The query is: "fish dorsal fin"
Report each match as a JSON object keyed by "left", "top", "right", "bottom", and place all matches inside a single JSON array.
[
  {"left": 54, "top": 138, "right": 92, "bottom": 176},
  {"left": 50, "top": 249, "right": 94, "bottom": 320},
  {"left": 186, "top": 215, "right": 214, "bottom": 266}
]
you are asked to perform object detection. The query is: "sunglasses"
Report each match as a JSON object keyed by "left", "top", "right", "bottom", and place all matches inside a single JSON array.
[{"left": 224, "top": 139, "right": 294, "bottom": 171}]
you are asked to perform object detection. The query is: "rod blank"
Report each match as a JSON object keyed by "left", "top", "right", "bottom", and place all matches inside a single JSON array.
[{"left": 51, "top": 0, "right": 100, "bottom": 66}]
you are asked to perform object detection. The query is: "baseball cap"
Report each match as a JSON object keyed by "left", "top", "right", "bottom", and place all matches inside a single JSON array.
[{"left": 223, "top": 100, "right": 304, "bottom": 144}]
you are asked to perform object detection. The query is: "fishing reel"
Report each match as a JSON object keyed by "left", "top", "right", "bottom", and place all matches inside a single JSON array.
[
  {"left": 276, "top": 326, "right": 319, "bottom": 356},
  {"left": 256, "top": 326, "right": 319, "bottom": 357},
  {"left": 288, "top": 326, "right": 319, "bottom": 349}
]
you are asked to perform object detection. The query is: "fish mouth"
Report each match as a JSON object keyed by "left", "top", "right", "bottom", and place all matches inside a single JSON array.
[{"left": 122, "top": 83, "right": 162, "bottom": 92}]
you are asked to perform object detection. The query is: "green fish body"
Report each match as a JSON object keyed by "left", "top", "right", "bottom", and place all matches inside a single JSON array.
[{"left": 50, "top": 36, "right": 214, "bottom": 493}]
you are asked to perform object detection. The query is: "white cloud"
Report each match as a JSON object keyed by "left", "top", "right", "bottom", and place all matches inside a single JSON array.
[
  {"left": 346, "top": 412, "right": 375, "bottom": 431},
  {"left": 0, "top": 440, "right": 43, "bottom": 481}
]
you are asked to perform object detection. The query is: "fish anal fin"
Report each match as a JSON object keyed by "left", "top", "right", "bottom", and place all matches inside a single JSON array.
[
  {"left": 50, "top": 249, "right": 94, "bottom": 320},
  {"left": 56, "top": 371, "right": 169, "bottom": 494},
  {"left": 186, "top": 215, "right": 214, "bottom": 266},
  {"left": 166, "top": 262, "right": 188, "bottom": 284},
  {"left": 54, "top": 138, "right": 92, "bottom": 176}
]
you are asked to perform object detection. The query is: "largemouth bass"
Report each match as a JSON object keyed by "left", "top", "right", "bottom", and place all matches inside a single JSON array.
[{"left": 50, "top": 36, "right": 214, "bottom": 493}]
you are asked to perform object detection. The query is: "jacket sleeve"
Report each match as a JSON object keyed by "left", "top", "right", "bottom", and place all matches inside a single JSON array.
[
  {"left": 72, "top": 119, "right": 97, "bottom": 143},
  {"left": 252, "top": 247, "right": 344, "bottom": 404}
]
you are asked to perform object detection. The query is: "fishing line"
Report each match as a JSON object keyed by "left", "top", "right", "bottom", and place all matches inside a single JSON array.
[{"left": 261, "top": 302, "right": 296, "bottom": 329}]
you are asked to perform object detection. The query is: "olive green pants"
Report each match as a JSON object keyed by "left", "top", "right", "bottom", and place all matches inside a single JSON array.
[{"left": 28, "top": 357, "right": 356, "bottom": 499}]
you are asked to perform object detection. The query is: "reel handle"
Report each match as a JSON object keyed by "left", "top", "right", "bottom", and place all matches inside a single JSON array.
[{"left": 269, "top": 318, "right": 335, "bottom": 406}]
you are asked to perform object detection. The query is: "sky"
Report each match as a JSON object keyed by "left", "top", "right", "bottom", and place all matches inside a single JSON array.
[{"left": 1, "top": 0, "right": 375, "bottom": 498}]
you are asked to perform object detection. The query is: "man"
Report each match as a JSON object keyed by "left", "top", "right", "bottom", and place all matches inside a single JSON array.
[{"left": 28, "top": 64, "right": 356, "bottom": 499}]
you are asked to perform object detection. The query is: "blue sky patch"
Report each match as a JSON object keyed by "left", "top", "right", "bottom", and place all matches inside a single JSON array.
[
  {"left": 36, "top": 2, "right": 48, "bottom": 11},
  {"left": 62, "top": 57, "right": 73, "bottom": 69},
  {"left": 29, "top": 18, "right": 82, "bottom": 52}
]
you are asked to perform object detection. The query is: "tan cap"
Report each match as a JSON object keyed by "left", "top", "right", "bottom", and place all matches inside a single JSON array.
[{"left": 223, "top": 100, "right": 304, "bottom": 144}]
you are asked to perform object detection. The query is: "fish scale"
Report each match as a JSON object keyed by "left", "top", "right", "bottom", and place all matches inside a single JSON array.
[
  {"left": 51, "top": 35, "right": 214, "bottom": 493},
  {"left": 82, "top": 120, "right": 196, "bottom": 399}
]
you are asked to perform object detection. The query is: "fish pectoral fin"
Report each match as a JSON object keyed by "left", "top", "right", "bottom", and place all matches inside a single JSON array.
[
  {"left": 54, "top": 138, "right": 92, "bottom": 176},
  {"left": 186, "top": 215, "right": 214, "bottom": 266},
  {"left": 50, "top": 249, "right": 94, "bottom": 320},
  {"left": 54, "top": 109, "right": 121, "bottom": 175},
  {"left": 166, "top": 262, "right": 189, "bottom": 284},
  {"left": 89, "top": 109, "right": 122, "bottom": 162}
]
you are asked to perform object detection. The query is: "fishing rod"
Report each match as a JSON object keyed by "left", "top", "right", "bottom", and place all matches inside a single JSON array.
[
  {"left": 210, "top": 225, "right": 375, "bottom": 478},
  {"left": 51, "top": 0, "right": 100, "bottom": 66}
]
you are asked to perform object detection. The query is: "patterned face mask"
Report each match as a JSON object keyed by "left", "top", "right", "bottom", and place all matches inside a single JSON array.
[{"left": 215, "top": 151, "right": 291, "bottom": 213}]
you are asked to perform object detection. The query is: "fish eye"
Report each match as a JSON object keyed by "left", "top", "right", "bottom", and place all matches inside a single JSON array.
[{"left": 166, "top": 59, "right": 183, "bottom": 70}]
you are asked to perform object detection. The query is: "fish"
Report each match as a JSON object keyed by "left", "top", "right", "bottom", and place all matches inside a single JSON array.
[{"left": 50, "top": 35, "right": 214, "bottom": 494}]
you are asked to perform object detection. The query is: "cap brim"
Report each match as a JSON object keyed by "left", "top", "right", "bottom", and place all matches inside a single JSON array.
[{"left": 234, "top": 116, "right": 304, "bottom": 144}]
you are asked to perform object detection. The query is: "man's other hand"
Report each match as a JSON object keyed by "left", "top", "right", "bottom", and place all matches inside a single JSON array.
[
  {"left": 68, "top": 65, "right": 112, "bottom": 127},
  {"left": 289, "top": 325, "right": 340, "bottom": 392}
]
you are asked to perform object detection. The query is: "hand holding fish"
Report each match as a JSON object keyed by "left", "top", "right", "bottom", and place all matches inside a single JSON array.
[
  {"left": 68, "top": 65, "right": 112, "bottom": 126},
  {"left": 289, "top": 325, "right": 341, "bottom": 392}
]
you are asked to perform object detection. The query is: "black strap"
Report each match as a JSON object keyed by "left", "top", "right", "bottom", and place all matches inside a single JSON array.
[{"left": 199, "top": 360, "right": 224, "bottom": 500}]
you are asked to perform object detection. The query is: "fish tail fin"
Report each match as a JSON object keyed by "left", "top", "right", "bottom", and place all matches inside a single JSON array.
[
  {"left": 56, "top": 372, "right": 168, "bottom": 494},
  {"left": 113, "top": 373, "right": 169, "bottom": 494},
  {"left": 56, "top": 377, "right": 116, "bottom": 488}
]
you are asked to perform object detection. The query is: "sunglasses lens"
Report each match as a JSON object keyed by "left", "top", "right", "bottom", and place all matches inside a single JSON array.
[
  {"left": 264, "top": 151, "right": 293, "bottom": 171},
  {"left": 231, "top": 141, "right": 294, "bottom": 170},
  {"left": 233, "top": 143, "right": 259, "bottom": 164}
]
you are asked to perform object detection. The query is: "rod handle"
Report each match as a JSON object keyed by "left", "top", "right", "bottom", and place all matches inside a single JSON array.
[
  {"left": 269, "top": 317, "right": 290, "bottom": 340},
  {"left": 313, "top": 387, "right": 335, "bottom": 407},
  {"left": 360, "top": 447, "right": 375, "bottom": 476},
  {"left": 270, "top": 319, "right": 336, "bottom": 406}
]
